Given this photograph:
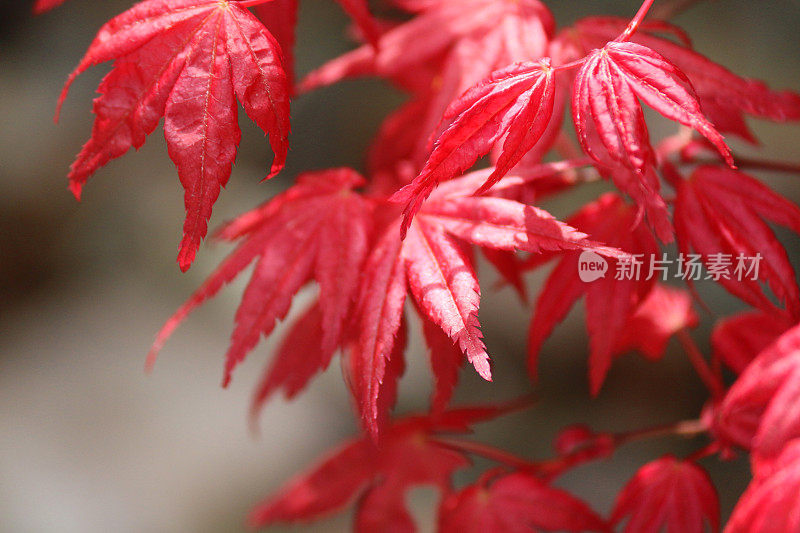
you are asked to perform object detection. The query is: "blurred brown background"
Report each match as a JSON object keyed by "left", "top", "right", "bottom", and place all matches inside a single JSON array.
[{"left": 1, "top": 0, "right": 799, "bottom": 531}]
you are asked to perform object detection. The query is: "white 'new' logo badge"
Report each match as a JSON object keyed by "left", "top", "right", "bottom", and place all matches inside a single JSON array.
[{"left": 578, "top": 251, "right": 608, "bottom": 282}]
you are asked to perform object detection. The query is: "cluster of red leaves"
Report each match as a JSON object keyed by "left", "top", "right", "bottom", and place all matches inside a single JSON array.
[{"left": 45, "top": 0, "right": 800, "bottom": 531}]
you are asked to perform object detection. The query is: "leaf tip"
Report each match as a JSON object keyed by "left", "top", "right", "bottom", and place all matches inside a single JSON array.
[
  {"left": 177, "top": 244, "right": 196, "bottom": 272},
  {"left": 144, "top": 349, "right": 158, "bottom": 374}
]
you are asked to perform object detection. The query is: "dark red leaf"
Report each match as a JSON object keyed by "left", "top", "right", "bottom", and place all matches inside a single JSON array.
[
  {"left": 611, "top": 455, "right": 719, "bottom": 533},
  {"left": 421, "top": 315, "right": 464, "bottom": 413},
  {"left": 249, "top": 302, "right": 331, "bottom": 428},
  {"left": 438, "top": 470, "right": 609, "bottom": 532},
  {"left": 613, "top": 284, "right": 699, "bottom": 361},
  {"left": 248, "top": 405, "right": 511, "bottom": 529}
]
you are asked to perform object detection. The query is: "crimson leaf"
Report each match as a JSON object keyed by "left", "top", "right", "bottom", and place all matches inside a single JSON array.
[{"left": 58, "top": 0, "right": 291, "bottom": 271}]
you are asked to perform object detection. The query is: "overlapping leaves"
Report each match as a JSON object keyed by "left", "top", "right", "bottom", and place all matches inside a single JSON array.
[{"left": 248, "top": 405, "right": 521, "bottom": 531}]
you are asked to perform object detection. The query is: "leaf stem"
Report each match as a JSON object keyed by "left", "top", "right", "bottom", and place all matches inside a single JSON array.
[
  {"left": 431, "top": 437, "right": 539, "bottom": 471},
  {"left": 613, "top": 418, "right": 707, "bottom": 446},
  {"left": 555, "top": 0, "right": 658, "bottom": 71},
  {"left": 236, "top": 0, "right": 276, "bottom": 8},
  {"left": 677, "top": 328, "right": 725, "bottom": 400},
  {"left": 433, "top": 417, "right": 708, "bottom": 479},
  {"left": 553, "top": 57, "right": 588, "bottom": 73},
  {"left": 491, "top": 157, "right": 595, "bottom": 192},
  {"left": 617, "top": 0, "right": 658, "bottom": 42}
]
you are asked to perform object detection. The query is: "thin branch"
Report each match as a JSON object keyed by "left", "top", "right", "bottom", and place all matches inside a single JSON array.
[{"left": 433, "top": 417, "right": 709, "bottom": 480}]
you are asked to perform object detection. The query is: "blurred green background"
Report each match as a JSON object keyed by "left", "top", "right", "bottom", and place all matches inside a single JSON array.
[{"left": 1, "top": 0, "right": 799, "bottom": 531}]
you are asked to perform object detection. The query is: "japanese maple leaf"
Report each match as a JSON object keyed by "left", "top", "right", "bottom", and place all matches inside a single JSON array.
[
  {"left": 247, "top": 403, "right": 520, "bottom": 531},
  {"left": 39, "top": 0, "right": 379, "bottom": 58},
  {"left": 711, "top": 310, "right": 795, "bottom": 374},
  {"left": 713, "top": 323, "right": 800, "bottom": 475},
  {"left": 146, "top": 168, "right": 371, "bottom": 387},
  {"left": 57, "top": 0, "right": 291, "bottom": 271},
  {"left": 566, "top": 17, "right": 800, "bottom": 144},
  {"left": 572, "top": 41, "right": 733, "bottom": 242},
  {"left": 438, "top": 469, "right": 609, "bottom": 533},
  {"left": 612, "top": 284, "right": 699, "bottom": 361},
  {"left": 527, "top": 193, "right": 658, "bottom": 395},
  {"left": 391, "top": 60, "right": 556, "bottom": 235},
  {"left": 353, "top": 180, "right": 624, "bottom": 434},
  {"left": 674, "top": 166, "right": 800, "bottom": 318},
  {"left": 610, "top": 455, "right": 719, "bottom": 533},
  {"left": 726, "top": 439, "right": 800, "bottom": 532}
]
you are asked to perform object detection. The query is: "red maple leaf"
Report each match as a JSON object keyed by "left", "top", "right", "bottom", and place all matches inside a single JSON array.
[
  {"left": 247, "top": 404, "right": 520, "bottom": 531},
  {"left": 438, "top": 468, "right": 609, "bottom": 532},
  {"left": 146, "top": 168, "right": 371, "bottom": 386},
  {"left": 552, "top": 425, "right": 615, "bottom": 469},
  {"left": 146, "top": 163, "right": 619, "bottom": 436},
  {"left": 714, "top": 322, "right": 800, "bottom": 474},
  {"left": 57, "top": 0, "right": 291, "bottom": 271},
  {"left": 726, "top": 439, "right": 800, "bottom": 532},
  {"left": 391, "top": 60, "right": 556, "bottom": 234},
  {"left": 564, "top": 17, "right": 800, "bottom": 144},
  {"left": 611, "top": 455, "right": 719, "bottom": 533},
  {"left": 612, "top": 284, "right": 699, "bottom": 361},
  {"left": 711, "top": 310, "right": 795, "bottom": 374},
  {"left": 572, "top": 41, "right": 733, "bottom": 242},
  {"left": 674, "top": 166, "right": 800, "bottom": 318},
  {"left": 353, "top": 177, "right": 624, "bottom": 435},
  {"left": 420, "top": 311, "right": 465, "bottom": 414},
  {"left": 527, "top": 193, "right": 658, "bottom": 395}
]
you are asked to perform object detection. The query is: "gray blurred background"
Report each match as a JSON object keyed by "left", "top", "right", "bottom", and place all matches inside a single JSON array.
[{"left": 1, "top": 0, "right": 799, "bottom": 531}]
